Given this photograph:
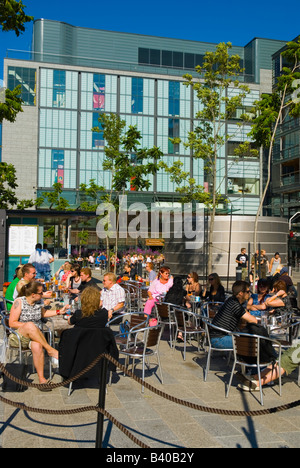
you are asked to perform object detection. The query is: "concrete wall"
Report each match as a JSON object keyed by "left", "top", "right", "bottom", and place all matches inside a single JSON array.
[{"left": 164, "top": 215, "right": 289, "bottom": 279}]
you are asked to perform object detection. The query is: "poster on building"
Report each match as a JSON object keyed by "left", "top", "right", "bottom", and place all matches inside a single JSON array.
[{"left": 8, "top": 225, "right": 38, "bottom": 256}]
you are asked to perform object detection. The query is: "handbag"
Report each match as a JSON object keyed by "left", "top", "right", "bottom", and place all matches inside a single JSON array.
[{"left": 2, "top": 363, "right": 28, "bottom": 392}]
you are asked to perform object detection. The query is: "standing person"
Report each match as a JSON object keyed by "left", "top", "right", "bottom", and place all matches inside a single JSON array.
[
  {"left": 260, "top": 249, "right": 269, "bottom": 279},
  {"left": 269, "top": 252, "right": 281, "bottom": 276},
  {"left": 28, "top": 243, "right": 54, "bottom": 281},
  {"left": 236, "top": 248, "right": 249, "bottom": 281},
  {"left": 144, "top": 266, "right": 173, "bottom": 316},
  {"left": 9, "top": 281, "right": 67, "bottom": 388},
  {"left": 210, "top": 281, "right": 257, "bottom": 349}
]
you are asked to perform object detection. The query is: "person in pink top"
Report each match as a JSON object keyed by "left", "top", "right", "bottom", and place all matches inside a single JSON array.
[{"left": 144, "top": 266, "right": 173, "bottom": 316}]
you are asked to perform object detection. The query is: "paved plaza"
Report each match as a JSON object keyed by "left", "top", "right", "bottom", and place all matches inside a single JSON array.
[{"left": 1, "top": 327, "right": 300, "bottom": 449}]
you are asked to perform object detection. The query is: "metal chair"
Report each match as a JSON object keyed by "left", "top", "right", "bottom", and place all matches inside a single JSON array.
[
  {"left": 226, "top": 331, "right": 282, "bottom": 406},
  {"left": 155, "top": 302, "right": 177, "bottom": 348},
  {"left": 1, "top": 314, "right": 53, "bottom": 379},
  {"left": 202, "top": 318, "right": 233, "bottom": 382},
  {"left": 203, "top": 301, "right": 224, "bottom": 319},
  {"left": 173, "top": 307, "right": 205, "bottom": 360},
  {"left": 119, "top": 324, "right": 165, "bottom": 393},
  {"left": 107, "top": 312, "right": 149, "bottom": 349}
]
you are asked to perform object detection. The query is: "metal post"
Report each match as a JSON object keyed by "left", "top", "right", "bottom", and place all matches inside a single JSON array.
[{"left": 95, "top": 356, "right": 108, "bottom": 449}]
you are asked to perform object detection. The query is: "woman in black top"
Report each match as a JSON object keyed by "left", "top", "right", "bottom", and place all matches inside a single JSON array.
[
  {"left": 202, "top": 273, "right": 225, "bottom": 303},
  {"left": 68, "top": 286, "right": 110, "bottom": 328}
]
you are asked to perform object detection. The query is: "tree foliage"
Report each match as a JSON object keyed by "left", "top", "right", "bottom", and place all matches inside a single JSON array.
[
  {"left": 0, "top": 162, "right": 34, "bottom": 209},
  {"left": 0, "top": 0, "right": 33, "bottom": 35}
]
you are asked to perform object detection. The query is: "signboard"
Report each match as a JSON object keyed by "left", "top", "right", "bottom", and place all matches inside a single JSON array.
[
  {"left": 8, "top": 225, "right": 38, "bottom": 256},
  {"left": 145, "top": 238, "right": 165, "bottom": 247}
]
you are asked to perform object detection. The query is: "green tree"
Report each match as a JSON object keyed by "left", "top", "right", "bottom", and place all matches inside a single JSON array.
[
  {"left": 249, "top": 37, "right": 300, "bottom": 276},
  {"left": 92, "top": 113, "right": 163, "bottom": 270},
  {"left": 162, "top": 42, "right": 254, "bottom": 272},
  {"left": 0, "top": 161, "right": 34, "bottom": 209}
]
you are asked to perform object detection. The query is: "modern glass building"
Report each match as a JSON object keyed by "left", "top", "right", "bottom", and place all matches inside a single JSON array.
[
  {"left": 1, "top": 20, "right": 294, "bottom": 276},
  {"left": 2, "top": 20, "right": 288, "bottom": 212}
]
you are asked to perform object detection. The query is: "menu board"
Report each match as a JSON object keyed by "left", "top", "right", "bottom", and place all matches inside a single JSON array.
[{"left": 8, "top": 225, "right": 38, "bottom": 256}]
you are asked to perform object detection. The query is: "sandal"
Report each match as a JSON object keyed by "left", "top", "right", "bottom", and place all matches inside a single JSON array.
[{"left": 38, "top": 379, "right": 53, "bottom": 392}]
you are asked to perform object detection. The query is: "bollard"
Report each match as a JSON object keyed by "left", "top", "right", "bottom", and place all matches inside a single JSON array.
[
  {"left": 95, "top": 356, "right": 108, "bottom": 448},
  {"left": 236, "top": 267, "right": 242, "bottom": 281}
]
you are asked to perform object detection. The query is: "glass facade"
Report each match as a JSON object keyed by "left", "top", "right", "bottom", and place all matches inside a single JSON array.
[
  {"left": 8, "top": 66, "right": 36, "bottom": 106},
  {"left": 34, "top": 65, "right": 262, "bottom": 213}
]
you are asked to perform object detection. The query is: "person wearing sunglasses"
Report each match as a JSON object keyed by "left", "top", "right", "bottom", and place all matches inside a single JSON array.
[
  {"left": 9, "top": 281, "right": 68, "bottom": 390},
  {"left": 202, "top": 273, "right": 225, "bottom": 303},
  {"left": 210, "top": 281, "right": 257, "bottom": 349}
]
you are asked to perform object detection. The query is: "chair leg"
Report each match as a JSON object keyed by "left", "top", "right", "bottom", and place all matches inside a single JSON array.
[
  {"left": 257, "top": 366, "right": 264, "bottom": 406},
  {"left": 204, "top": 349, "right": 211, "bottom": 382},
  {"left": 68, "top": 382, "right": 72, "bottom": 396},
  {"left": 226, "top": 360, "right": 236, "bottom": 398}
]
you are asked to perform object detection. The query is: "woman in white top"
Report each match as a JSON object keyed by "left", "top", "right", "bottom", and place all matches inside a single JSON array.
[
  {"left": 269, "top": 252, "right": 282, "bottom": 276},
  {"left": 9, "top": 281, "right": 67, "bottom": 388},
  {"left": 28, "top": 243, "right": 54, "bottom": 281}
]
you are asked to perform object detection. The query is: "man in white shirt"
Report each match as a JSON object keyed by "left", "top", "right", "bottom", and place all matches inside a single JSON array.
[
  {"left": 100, "top": 273, "right": 126, "bottom": 317},
  {"left": 28, "top": 243, "right": 54, "bottom": 281}
]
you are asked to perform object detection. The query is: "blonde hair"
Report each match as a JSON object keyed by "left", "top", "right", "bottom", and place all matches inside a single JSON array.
[
  {"left": 80, "top": 287, "right": 101, "bottom": 317},
  {"left": 103, "top": 272, "right": 117, "bottom": 283}
]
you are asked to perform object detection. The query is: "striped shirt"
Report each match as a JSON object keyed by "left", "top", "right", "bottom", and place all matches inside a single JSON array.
[
  {"left": 101, "top": 283, "right": 126, "bottom": 313},
  {"left": 211, "top": 297, "right": 246, "bottom": 337}
]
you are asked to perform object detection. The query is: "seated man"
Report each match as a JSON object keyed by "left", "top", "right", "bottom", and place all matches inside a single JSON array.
[
  {"left": 100, "top": 273, "right": 126, "bottom": 317},
  {"left": 211, "top": 280, "right": 257, "bottom": 349},
  {"left": 13, "top": 263, "right": 37, "bottom": 300},
  {"left": 70, "top": 267, "right": 100, "bottom": 295}
]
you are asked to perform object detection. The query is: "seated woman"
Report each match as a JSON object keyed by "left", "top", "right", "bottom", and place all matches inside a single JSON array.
[
  {"left": 202, "top": 273, "right": 225, "bottom": 303},
  {"left": 9, "top": 281, "right": 67, "bottom": 388},
  {"left": 247, "top": 278, "right": 272, "bottom": 318},
  {"left": 186, "top": 271, "right": 202, "bottom": 296},
  {"left": 264, "top": 280, "right": 293, "bottom": 316},
  {"left": 66, "top": 263, "right": 81, "bottom": 300},
  {"left": 68, "top": 286, "right": 110, "bottom": 328},
  {"left": 144, "top": 266, "right": 173, "bottom": 316}
]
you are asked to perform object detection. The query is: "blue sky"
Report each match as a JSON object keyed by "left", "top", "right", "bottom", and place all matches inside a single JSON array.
[{"left": 1, "top": 0, "right": 300, "bottom": 79}]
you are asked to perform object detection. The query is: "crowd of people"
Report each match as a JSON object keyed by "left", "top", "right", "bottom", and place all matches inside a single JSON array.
[{"left": 1, "top": 243, "right": 299, "bottom": 395}]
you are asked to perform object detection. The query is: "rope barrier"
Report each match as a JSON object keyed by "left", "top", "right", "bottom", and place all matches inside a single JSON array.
[{"left": 1, "top": 353, "right": 300, "bottom": 447}]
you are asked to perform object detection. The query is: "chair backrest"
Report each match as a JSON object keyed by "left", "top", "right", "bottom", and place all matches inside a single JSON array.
[
  {"left": 174, "top": 308, "right": 185, "bottom": 327},
  {"left": 130, "top": 313, "right": 148, "bottom": 330},
  {"left": 233, "top": 335, "right": 259, "bottom": 358},
  {"left": 206, "top": 302, "right": 224, "bottom": 319},
  {"left": 155, "top": 303, "right": 169, "bottom": 320},
  {"left": 145, "top": 325, "right": 163, "bottom": 348}
]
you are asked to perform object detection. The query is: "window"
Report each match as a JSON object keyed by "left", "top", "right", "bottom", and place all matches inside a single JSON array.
[
  {"left": 169, "top": 81, "right": 180, "bottom": 116},
  {"left": 7, "top": 66, "right": 36, "bottom": 106},
  {"left": 227, "top": 177, "right": 259, "bottom": 195},
  {"left": 52, "top": 150, "right": 65, "bottom": 186},
  {"left": 53, "top": 70, "right": 66, "bottom": 108},
  {"left": 92, "top": 113, "right": 104, "bottom": 148},
  {"left": 93, "top": 74, "right": 105, "bottom": 110},
  {"left": 132, "top": 77, "right": 143, "bottom": 113},
  {"left": 168, "top": 118, "right": 180, "bottom": 154}
]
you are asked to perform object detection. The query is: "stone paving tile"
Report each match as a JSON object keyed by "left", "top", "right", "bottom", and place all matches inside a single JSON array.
[{"left": 1, "top": 331, "right": 300, "bottom": 449}]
